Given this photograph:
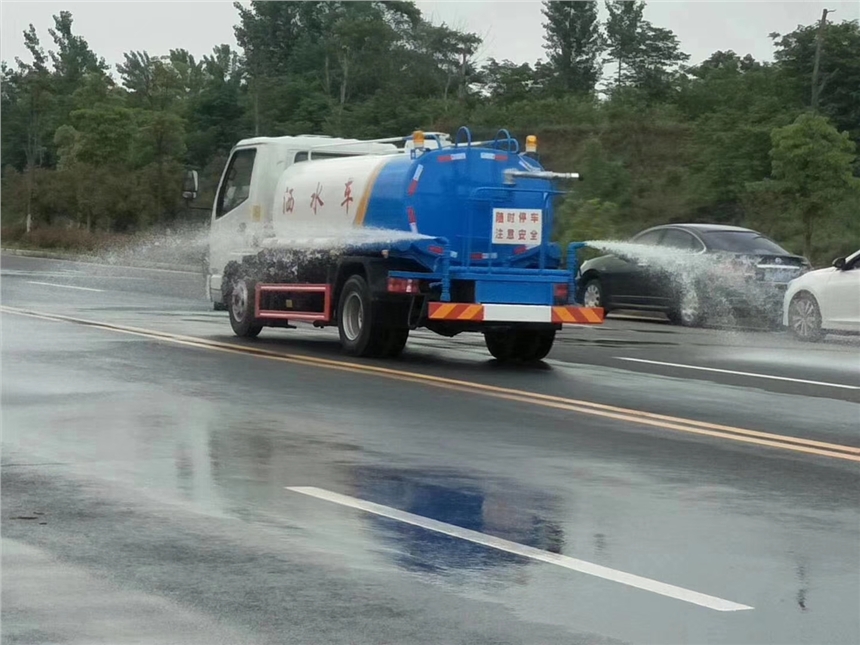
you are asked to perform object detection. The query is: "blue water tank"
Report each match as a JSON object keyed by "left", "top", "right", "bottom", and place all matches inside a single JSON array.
[{"left": 362, "top": 142, "right": 556, "bottom": 266}]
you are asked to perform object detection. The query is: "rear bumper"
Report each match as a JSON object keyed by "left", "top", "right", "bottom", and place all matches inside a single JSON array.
[{"left": 428, "top": 303, "right": 604, "bottom": 324}]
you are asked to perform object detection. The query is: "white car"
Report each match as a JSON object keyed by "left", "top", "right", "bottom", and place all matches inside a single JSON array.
[{"left": 783, "top": 249, "right": 860, "bottom": 340}]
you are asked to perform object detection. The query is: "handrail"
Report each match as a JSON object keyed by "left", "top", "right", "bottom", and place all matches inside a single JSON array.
[
  {"left": 491, "top": 129, "right": 519, "bottom": 154},
  {"left": 454, "top": 126, "right": 473, "bottom": 148}
]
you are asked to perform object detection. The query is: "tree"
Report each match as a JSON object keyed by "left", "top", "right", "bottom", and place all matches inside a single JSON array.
[
  {"left": 604, "top": 0, "right": 689, "bottom": 99},
  {"left": 116, "top": 51, "right": 184, "bottom": 111},
  {"left": 772, "top": 18, "right": 860, "bottom": 144},
  {"left": 541, "top": 0, "right": 602, "bottom": 94},
  {"left": 12, "top": 25, "right": 55, "bottom": 232},
  {"left": 604, "top": 0, "right": 645, "bottom": 86},
  {"left": 480, "top": 59, "right": 538, "bottom": 105},
  {"left": 754, "top": 113, "right": 860, "bottom": 258},
  {"left": 677, "top": 52, "right": 800, "bottom": 222}
]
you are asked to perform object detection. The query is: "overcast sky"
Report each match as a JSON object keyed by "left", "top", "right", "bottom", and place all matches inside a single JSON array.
[{"left": 3, "top": 1, "right": 858, "bottom": 76}]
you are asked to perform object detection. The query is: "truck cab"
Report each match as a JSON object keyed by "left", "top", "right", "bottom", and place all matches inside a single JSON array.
[{"left": 206, "top": 135, "right": 400, "bottom": 307}]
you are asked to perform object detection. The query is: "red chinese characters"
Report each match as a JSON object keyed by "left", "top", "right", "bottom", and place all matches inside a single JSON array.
[
  {"left": 341, "top": 179, "right": 354, "bottom": 213},
  {"left": 310, "top": 183, "right": 324, "bottom": 214},
  {"left": 283, "top": 188, "right": 295, "bottom": 214}
]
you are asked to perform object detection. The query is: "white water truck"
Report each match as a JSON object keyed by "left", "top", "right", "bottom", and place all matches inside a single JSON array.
[{"left": 191, "top": 126, "right": 604, "bottom": 362}]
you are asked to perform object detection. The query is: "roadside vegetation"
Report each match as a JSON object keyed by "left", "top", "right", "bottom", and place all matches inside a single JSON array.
[{"left": 2, "top": 1, "right": 858, "bottom": 266}]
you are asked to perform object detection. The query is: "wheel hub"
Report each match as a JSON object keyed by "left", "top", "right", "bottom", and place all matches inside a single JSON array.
[
  {"left": 790, "top": 298, "right": 818, "bottom": 338},
  {"left": 342, "top": 292, "right": 363, "bottom": 341},
  {"left": 583, "top": 283, "right": 601, "bottom": 307},
  {"left": 680, "top": 289, "right": 699, "bottom": 324},
  {"left": 231, "top": 280, "right": 248, "bottom": 321}
]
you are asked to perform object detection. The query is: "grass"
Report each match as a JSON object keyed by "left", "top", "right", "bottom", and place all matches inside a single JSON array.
[{"left": 1, "top": 225, "right": 133, "bottom": 255}]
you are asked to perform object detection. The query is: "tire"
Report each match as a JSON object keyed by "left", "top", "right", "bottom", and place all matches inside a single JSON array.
[
  {"left": 581, "top": 277, "right": 604, "bottom": 309},
  {"left": 515, "top": 328, "right": 556, "bottom": 362},
  {"left": 668, "top": 287, "right": 703, "bottom": 327},
  {"left": 485, "top": 328, "right": 556, "bottom": 363},
  {"left": 337, "top": 275, "right": 388, "bottom": 357},
  {"left": 227, "top": 275, "right": 263, "bottom": 338},
  {"left": 788, "top": 292, "right": 824, "bottom": 342},
  {"left": 485, "top": 330, "right": 518, "bottom": 362},
  {"left": 379, "top": 328, "right": 409, "bottom": 358}
]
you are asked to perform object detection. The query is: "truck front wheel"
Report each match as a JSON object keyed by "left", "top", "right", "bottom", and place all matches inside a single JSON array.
[{"left": 228, "top": 276, "right": 263, "bottom": 338}]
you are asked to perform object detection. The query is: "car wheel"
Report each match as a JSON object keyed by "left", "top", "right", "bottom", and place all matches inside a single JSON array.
[
  {"left": 788, "top": 293, "right": 824, "bottom": 342},
  {"left": 581, "top": 278, "right": 604, "bottom": 309},
  {"left": 668, "top": 287, "right": 703, "bottom": 327}
]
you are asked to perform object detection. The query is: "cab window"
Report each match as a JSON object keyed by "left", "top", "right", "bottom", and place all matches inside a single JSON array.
[
  {"left": 293, "top": 151, "right": 362, "bottom": 163},
  {"left": 216, "top": 148, "right": 256, "bottom": 218}
]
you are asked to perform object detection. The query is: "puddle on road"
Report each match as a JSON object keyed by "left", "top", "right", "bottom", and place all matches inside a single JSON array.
[{"left": 343, "top": 465, "right": 568, "bottom": 583}]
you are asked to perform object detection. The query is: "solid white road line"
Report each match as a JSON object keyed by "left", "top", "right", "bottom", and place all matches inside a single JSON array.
[
  {"left": 286, "top": 486, "right": 753, "bottom": 612},
  {"left": 615, "top": 357, "right": 859, "bottom": 390},
  {"left": 26, "top": 281, "right": 104, "bottom": 292}
]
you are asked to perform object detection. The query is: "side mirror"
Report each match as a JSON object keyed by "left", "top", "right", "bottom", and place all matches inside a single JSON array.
[
  {"left": 832, "top": 256, "right": 846, "bottom": 270},
  {"left": 182, "top": 169, "right": 199, "bottom": 201}
]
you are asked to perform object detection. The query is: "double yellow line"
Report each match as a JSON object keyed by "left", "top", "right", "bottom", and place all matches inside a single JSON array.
[{"left": 3, "top": 304, "right": 859, "bottom": 464}]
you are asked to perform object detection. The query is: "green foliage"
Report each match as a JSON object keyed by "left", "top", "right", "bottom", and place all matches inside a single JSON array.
[
  {"left": 604, "top": 0, "right": 689, "bottom": 100},
  {"left": 541, "top": 1, "right": 603, "bottom": 94},
  {"left": 1, "top": 1, "right": 857, "bottom": 268},
  {"left": 748, "top": 112, "right": 860, "bottom": 260},
  {"left": 555, "top": 198, "right": 622, "bottom": 249},
  {"left": 773, "top": 18, "right": 860, "bottom": 143}
]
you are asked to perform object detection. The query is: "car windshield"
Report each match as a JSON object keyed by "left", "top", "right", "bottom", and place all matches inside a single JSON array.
[{"left": 701, "top": 230, "right": 789, "bottom": 255}]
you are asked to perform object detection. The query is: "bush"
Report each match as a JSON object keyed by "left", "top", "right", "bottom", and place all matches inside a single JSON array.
[{"left": 1, "top": 226, "right": 130, "bottom": 253}]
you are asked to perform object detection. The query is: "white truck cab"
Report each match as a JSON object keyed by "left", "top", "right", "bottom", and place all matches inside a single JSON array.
[{"left": 206, "top": 135, "right": 399, "bottom": 307}]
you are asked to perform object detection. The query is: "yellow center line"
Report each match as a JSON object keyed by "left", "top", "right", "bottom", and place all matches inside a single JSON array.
[{"left": 3, "top": 304, "right": 858, "bottom": 463}]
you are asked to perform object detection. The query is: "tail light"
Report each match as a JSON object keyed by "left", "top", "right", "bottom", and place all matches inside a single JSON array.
[
  {"left": 387, "top": 278, "right": 421, "bottom": 294},
  {"left": 554, "top": 283, "right": 569, "bottom": 304}
]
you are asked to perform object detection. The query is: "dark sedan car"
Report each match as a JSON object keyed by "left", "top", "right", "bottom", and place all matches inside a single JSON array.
[{"left": 577, "top": 224, "right": 810, "bottom": 326}]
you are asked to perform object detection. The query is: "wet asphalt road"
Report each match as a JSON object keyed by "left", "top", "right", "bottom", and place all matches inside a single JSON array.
[{"left": 2, "top": 253, "right": 859, "bottom": 645}]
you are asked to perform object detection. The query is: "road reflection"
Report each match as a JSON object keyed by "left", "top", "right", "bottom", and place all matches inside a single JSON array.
[{"left": 346, "top": 466, "right": 566, "bottom": 580}]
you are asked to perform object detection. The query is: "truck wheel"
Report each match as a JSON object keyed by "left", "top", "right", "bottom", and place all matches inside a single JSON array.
[
  {"left": 380, "top": 328, "right": 409, "bottom": 358},
  {"left": 228, "top": 275, "right": 263, "bottom": 338},
  {"left": 485, "top": 328, "right": 556, "bottom": 363},
  {"left": 484, "top": 330, "right": 518, "bottom": 362},
  {"left": 516, "top": 328, "right": 556, "bottom": 362},
  {"left": 338, "top": 275, "right": 385, "bottom": 357}
]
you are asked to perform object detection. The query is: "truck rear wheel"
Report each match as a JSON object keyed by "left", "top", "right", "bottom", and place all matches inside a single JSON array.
[
  {"left": 338, "top": 275, "right": 410, "bottom": 358},
  {"left": 484, "top": 328, "right": 556, "bottom": 363},
  {"left": 228, "top": 276, "right": 263, "bottom": 338}
]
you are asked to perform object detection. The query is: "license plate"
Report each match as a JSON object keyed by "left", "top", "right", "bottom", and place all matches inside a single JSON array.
[{"left": 765, "top": 268, "right": 797, "bottom": 283}]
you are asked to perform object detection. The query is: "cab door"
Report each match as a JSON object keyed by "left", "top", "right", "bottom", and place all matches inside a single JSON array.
[{"left": 208, "top": 146, "right": 259, "bottom": 297}]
